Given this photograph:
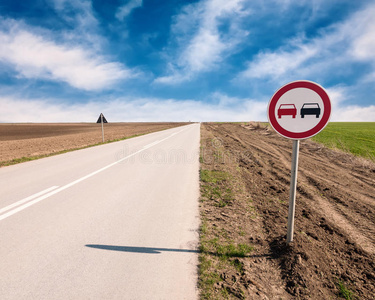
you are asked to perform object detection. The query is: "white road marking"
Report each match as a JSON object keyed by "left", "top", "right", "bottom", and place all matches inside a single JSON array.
[
  {"left": 142, "top": 140, "right": 160, "bottom": 150},
  {"left": 0, "top": 186, "right": 59, "bottom": 215},
  {"left": 0, "top": 187, "right": 64, "bottom": 221},
  {"left": 0, "top": 127, "right": 189, "bottom": 222}
]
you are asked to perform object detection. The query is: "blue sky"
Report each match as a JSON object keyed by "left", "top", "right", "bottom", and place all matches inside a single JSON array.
[{"left": 0, "top": 0, "right": 374, "bottom": 122}]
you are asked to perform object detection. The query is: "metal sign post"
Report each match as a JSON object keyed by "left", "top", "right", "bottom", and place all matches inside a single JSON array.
[
  {"left": 287, "top": 140, "right": 299, "bottom": 244},
  {"left": 101, "top": 114, "right": 104, "bottom": 143},
  {"left": 267, "top": 80, "right": 331, "bottom": 244}
]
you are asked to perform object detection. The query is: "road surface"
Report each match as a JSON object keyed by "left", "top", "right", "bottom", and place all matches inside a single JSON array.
[{"left": 0, "top": 123, "right": 200, "bottom": 299}]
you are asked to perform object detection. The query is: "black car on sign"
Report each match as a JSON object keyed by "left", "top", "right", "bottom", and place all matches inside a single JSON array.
[{"left": 301, "top": 103, "right": 321, "bottom": 118}]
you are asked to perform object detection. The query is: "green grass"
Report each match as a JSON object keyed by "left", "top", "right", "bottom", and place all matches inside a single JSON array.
[
  {"left": 199, "top": 233, "right": 253, "bottom": 299},
  {"left": 200, "top": 169, "right": 230, "bottom": 183},
  {"left": 200, "top": 169, "right": 234, "bottom": 207},
  {"left": 312, "top": 122, "right": 375, "bottom": 161},
  {"left": 0, "top": 133, "right": 146, "bottom": 167},
  {"left": 200, "top": 238, "right": 253, "bottom": 258},
  {"left": 198, "top": 254, "right": 222, "bottom": 299},
  {"left": 199, "top": 167, "right": 253, "bottom": 299},
  {"left": 337, "top": 280, "right": 354, "bottom": 300}
]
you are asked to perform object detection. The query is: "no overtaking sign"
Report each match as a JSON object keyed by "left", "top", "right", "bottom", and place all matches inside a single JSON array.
[
  {"left": 268, "top": 80, "right": 331, "bottom": 140},
  {"left": 267, "top": 80, "right": 331, "bottom": 244}
]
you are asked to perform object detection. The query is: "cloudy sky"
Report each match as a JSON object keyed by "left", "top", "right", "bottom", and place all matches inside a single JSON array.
[{"left": 0, "top": 0, "right": 374, "bottom": 122}]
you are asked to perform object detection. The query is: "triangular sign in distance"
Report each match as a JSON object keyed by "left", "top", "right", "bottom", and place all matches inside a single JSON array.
[{"left": 96, "top": 113, "right": 108, "bottom": 123}]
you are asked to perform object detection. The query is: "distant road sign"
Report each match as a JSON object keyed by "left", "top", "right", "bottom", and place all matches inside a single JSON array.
[
  {"left": 96, "top": 113, "right": 108, "bottom": 123},
  {"left": 268, "top": 80, "right": 331, "bottom": 140}
]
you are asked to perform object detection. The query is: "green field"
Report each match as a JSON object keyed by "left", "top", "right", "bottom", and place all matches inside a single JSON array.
[{"left": 312, "top": 122, "right": 375, "bottom": 162}]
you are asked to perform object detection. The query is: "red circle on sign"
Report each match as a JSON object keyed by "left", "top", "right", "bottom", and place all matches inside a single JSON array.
[{"left": 267, "top": 80, "right": 331, "bottom": 140}]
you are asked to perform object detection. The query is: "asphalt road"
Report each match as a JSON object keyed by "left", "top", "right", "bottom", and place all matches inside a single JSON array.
[{"left": 0, "top": 123, "right": 200, "bottom": 299}]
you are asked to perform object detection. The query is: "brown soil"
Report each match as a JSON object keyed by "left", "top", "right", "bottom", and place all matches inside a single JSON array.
[
  {"left": 0, "top": 122, "right": 187, "bottom": 165},
  {"left": 200, "top": 122, "right": 375, "bottom": 299}
]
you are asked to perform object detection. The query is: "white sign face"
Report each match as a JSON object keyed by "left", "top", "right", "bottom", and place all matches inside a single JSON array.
[
  {"left": 275, "top": 88, "right": 325, "bottom": 133},
  {"left": 268, "top": 81, "right": 331, "bottom": 140}
]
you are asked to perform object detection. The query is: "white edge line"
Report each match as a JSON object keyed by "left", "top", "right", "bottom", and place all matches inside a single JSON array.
[
  {"left": 0, "top": 186, "right": 59, "bottom": 215},
  {"left": 0, "top": 127, "right": 189, "bottom": 222}
]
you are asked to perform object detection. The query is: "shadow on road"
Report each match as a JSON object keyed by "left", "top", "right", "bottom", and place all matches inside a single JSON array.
[{"left": 85, "top": 244, "right": 198, "bottom": 254}]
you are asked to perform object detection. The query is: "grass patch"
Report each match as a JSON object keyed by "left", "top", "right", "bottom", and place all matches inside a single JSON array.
[
  {"left": 199, "top": 130, "right": 256, "bottom": 299},
  {"left": 199, "top": 168, "right": 253, "bottom": 298},
  {"left": 0, "top": 133, "right": 146, "bottom": 167},
  {"left": 200, "top": 169, "right": 229, "bottom": 183},
  {"left": 216, "top": 242, "right": 253, "bottom": 258},
  {"left": 199, "top": 236, "right": 253, "bottom": 299},
  {"left": 337, "top": 280, "right": 354, "bottom": 300},
  {"left": 200, "top": 169, "right": 234, "bottom": 207},
  {"left": 198, "top": 255, "right": 222, "bottom": 299},
  {"left": 201, "top": 238, "right": 253, "bottom": 258},
  {"left": 312, "top": 122, "right": 375, "bottom": 161}
]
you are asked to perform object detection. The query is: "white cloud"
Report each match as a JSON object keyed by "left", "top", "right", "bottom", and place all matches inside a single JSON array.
[
  {"left": 348, "top": 5, "right": 375, "bottom": 81},
  {"left": 155, "top": 72, "right": 188, "bottom": 85},
  {"left": 51, "top": 0, "right": 98, "bottom": 26},
  {"left": 155, "top": 0, "right": 249, "bottom": 84},
  {"left": 0, "top": 21, "right": 132, "bottom": 91},
  {"left": 116, "top": 0, "right": 143, "bottom": 21},
  {"left": 241, "top": 44, "right": 317, "bottom": 79},
  {"left": 351, "top": 22, "right": 375, "bottom": 61},
  {"left": 0, "top": 96, "right": 98, "bottom": 123},
  {"left": 0, "top": 94, "right": 266, "bottom": 123},
  {"left": 49, "top": 0, "right": 104, "bottom": 50},
  {"left": 239, "top": 2, "right": 375, "bottom": 82},
  {"left": 183, "top": 29, "right": 224, "bottom": 73},
  {"left": 332, "top": 105, "right": 375, "bottom": 122},
  {"left": 325, "top": 86, "right": 375, "bottom": 121},
  {"left": 1, "top": 91, "right": 374, "bottom": 123}
]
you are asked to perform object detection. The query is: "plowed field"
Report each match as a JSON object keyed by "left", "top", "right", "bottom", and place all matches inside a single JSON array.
[
  {"left": 199, "top": 122, "right": 375, "bottom": 299},
  {"left": 0, "top": 122, "right": 187, "bottom": 165}
]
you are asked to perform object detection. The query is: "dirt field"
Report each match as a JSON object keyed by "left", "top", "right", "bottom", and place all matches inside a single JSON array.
[
  {"left": 0, "top": 123, "right": 187, "bottom": 165},
  {"left": 199, "top": 123, "right": 375, "bottom": 299}
]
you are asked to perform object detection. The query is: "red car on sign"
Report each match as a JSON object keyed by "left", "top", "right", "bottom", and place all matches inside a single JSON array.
[{"left": 278, "top": 104, "right": 297, "bottom": 118}]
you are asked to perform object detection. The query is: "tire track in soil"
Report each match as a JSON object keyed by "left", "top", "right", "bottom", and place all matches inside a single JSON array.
[
  {"left": 217, "top": 123, "right": 375, "bottom": 254},
  {"left": 200, "top": 123, "right": 375, "bottom": 299}
]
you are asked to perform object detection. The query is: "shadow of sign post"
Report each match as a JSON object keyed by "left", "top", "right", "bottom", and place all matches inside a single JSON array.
[{"left": 85, "top": 244, "right": 198, "bottom": 254}]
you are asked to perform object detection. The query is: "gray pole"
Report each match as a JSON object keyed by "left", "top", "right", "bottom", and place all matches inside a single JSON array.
[
  {"left": 287, "top": 139, "right": 300, "bottom": 244},
  {"left": 101, "top": 113, "right": 104, "bottom": 143}
]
